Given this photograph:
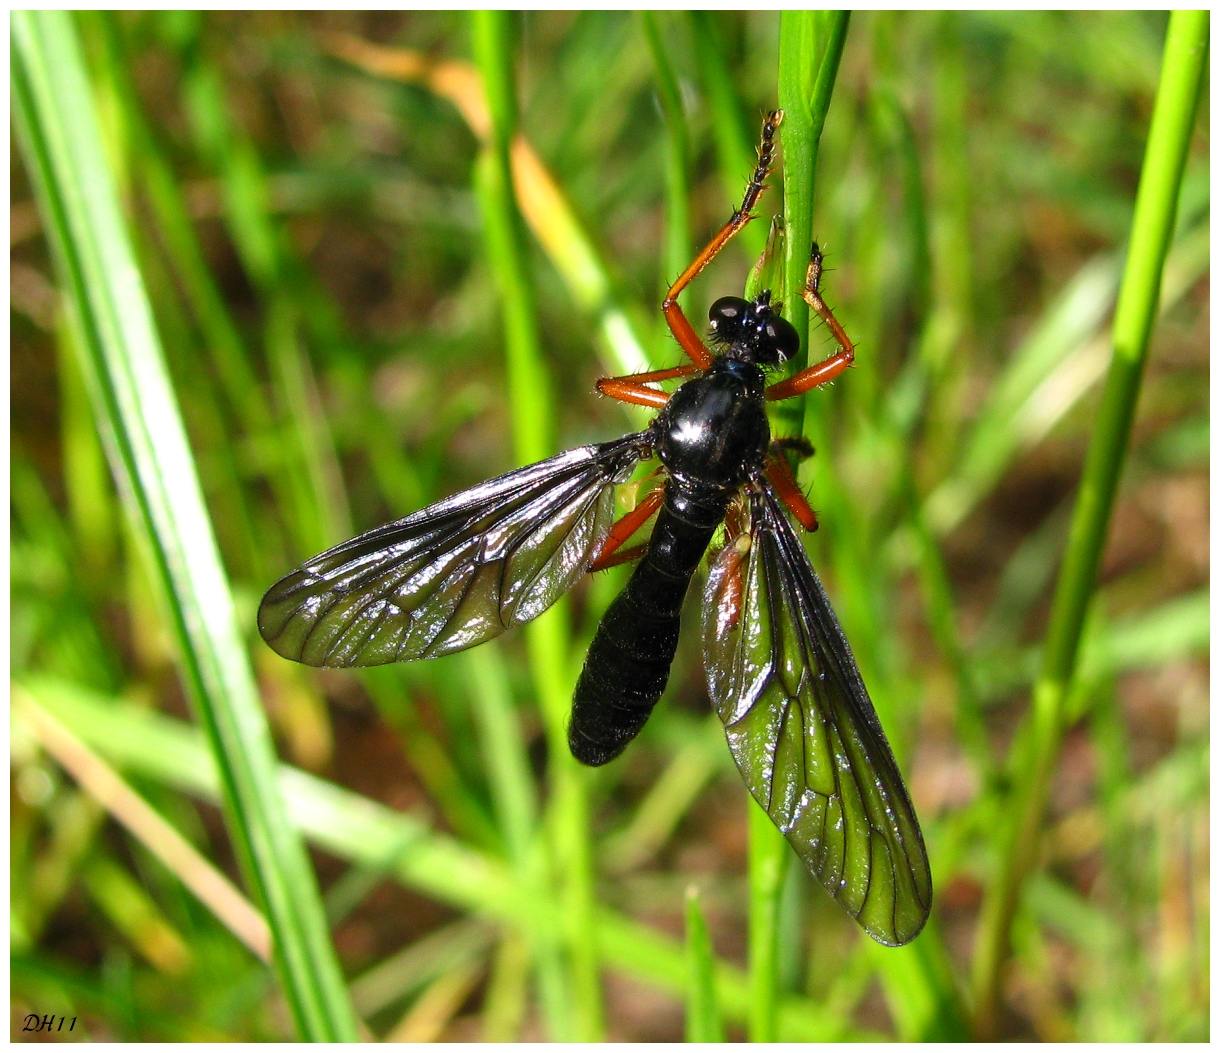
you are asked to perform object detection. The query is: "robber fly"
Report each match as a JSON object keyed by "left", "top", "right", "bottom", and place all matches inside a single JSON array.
[{"left": 259, "top": 111, "right": 931, "bottom": 946}]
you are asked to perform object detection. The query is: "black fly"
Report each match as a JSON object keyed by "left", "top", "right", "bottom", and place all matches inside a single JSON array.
[{"left": 258, "top": 111, "right": 932, "bottom": 947}]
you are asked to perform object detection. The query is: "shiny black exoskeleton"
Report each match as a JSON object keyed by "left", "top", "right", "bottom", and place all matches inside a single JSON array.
[{"left": 569, "top": 292, "right": 799, "bottom": 765}]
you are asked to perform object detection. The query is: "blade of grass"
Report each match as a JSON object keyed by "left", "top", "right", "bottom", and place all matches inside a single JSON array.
[
  {"left": 746, "top": 798, "right": 788, "bottom": 1041},
  {"left": 470, "top": 10, "right": 600, "bottom": 1040},
  {"left": 481, "top": 930, "right": 530, "bottom": 1041},
  {"left": 747, "top": 15, "right": 848, "bottom": 1042},
  {"left": 463, "top": 644, "right": 570, "bottom": 1035},
  {"left": 689, "top": 12, "right": 767, "bottom": 261},
  {"left": 778, "top": 15, "right": 970, "bottom": 1038},
  {"left": 471, "top": 12, "right": 554, "bottom": 467},
  {"left": 16, "top": 693, "right": 272, "bottom": 963},
  {"left": 970, "top": 11, "right": 1208, "bottom": 1036},
  {"left": 464, "top": 646, "right": 538, "bottom": 866},
  {"left": 775, "top": 9, "right": 849, "bottom": 443},
  {"left": 11, "top": 12, "right": 358, "bottom": 1039},
  {"left": 684, "top": 886, "right": 725, "bottom": 1041},
  {"left": 639, "top": 11, "right": 692, "bottom": 316}
]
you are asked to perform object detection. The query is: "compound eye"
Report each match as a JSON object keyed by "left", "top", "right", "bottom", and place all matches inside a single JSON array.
[
  {"left": 765, "top": 317, "right": 801, "bottom": 362},
  {"left": 708, "top": 296, "right": 750, "bottom": 332}
]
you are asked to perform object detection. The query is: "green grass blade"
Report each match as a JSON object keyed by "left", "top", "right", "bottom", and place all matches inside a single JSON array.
[
  {"left": 748, "top": 16, "right": 849, "bottom": 1041},
  {"left": 10, "top": 12, "right": 358, "bottom": 1040},
  {"left": 752, "top": 15, "right": 840, "bottom": 1040},
  {"left": 470, "top": 10, "right": 600, "bottom": 1040},
  {"left": 684, "top": 886, "right": 725, "bottom": 1042},
  {"left": 746, "top": 798, "right": 789, "bottom": 1042},
  {"left": 462, "top": 643, "right": 571, "bottom": 1034},
  {"left": 689, "top": 13, "right": 767, "bottom": 260},
  {"left": 776, "top": 15, "right": 970, "bottom": 1038},
  {"left": 471, "top": 17, "right": 555, "bottom": 468},
  {"left": 969, "top": 11, "right": 1208, "bottom": 1036},
  {"left": 868, "top": 923, "right": 970, "bottom": 1040},
  {"left": 465, "top": 646, "right": 538, "bottom": 865},
  {"left": 639, "top": 12, "right": 692, "bottom": 313},
  {"left": 774, "top": 10, "right": 849, "bottom": 441}
]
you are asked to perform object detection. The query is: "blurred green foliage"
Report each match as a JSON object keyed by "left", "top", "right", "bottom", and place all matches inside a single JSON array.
[{"left": 11, "top": 10, "right": 1208, "bottom": 1042}]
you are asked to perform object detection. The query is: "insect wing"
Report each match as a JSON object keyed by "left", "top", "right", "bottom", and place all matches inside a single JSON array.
[
  {"left": 260, "top": 435, "right": 646, "bottom": 667},
  {"left": 703, "top": 485, "right": 931, "bottom": 946}
]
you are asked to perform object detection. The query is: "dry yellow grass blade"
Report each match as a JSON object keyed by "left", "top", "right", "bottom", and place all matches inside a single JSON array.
[{"left": 15, "top": 689, "right": 273, "bottom": 964}]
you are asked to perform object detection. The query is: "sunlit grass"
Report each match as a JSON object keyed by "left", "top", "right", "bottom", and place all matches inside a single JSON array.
[{"left": 10, "top": 10, "right": 1208, "bottom": 1043}]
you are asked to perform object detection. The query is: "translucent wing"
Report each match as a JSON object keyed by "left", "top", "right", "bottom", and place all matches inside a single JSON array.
[
  {"left": 703, "top": 484, "right": 932, "bottom": 946},
  {"left": 260, "top": 434, "right": 647, "bottom": 667}
]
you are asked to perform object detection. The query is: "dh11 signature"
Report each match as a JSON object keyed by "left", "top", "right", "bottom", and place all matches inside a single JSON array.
[{"left": 22, "top": 1015, "right": 77, "bottom": 1034}]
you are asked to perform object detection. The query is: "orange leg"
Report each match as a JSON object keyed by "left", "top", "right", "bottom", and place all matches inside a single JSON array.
[
  {"left": 723, "top": 495, "right": 749, "bottom": 541},
  {"left": 589, "top": 485, "right": 666, "bottom": 571},
  {"left": 662, "top": 110, "right": 784, "bottom": 370},
  {"left": 596, "top": 378, "right": 670, "bottom": 409},
  {"left": 708, "top": 530, "right": 751, "bottom": 634},
  {"left": 764, "top": 453, "right": 818, "bottom": 532},
  {"left": 612, "top": 364, "right": 704, "bottom": 385},
  {"left": 595, "top": 363, "right": 702, "bottom": 408},
  {"left": 765, "top": 243, "right": 856, "bottom": 402},
  {"left": 590, "top": 543, "right": 647, "bottom": 571}
]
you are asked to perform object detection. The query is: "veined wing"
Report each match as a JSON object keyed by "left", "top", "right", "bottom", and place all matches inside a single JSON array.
[
  {"left": 260, "top": 434, "right": 647, "bottom": 667},
  {"left": 703, "top": 484, "right": 932, "bottom": 946}
]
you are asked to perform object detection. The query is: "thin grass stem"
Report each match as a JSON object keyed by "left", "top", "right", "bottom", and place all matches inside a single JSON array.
[
  {"left": 640, "top": 12, "right": 692, "bottom": 313},
  {"left": 774, "top": 10, "right": 849, "bottom": 442},
  {"left": 16, "top": 693, "right": 272, "bottom": 963},
  {"left": 744, "top": 15, "right": 848, "bottom": 1041},
  {"left": 969, "top": 11, "right": 1208, "bottom": 1037},
  {"left": 470, "top": 10, "right": 602, "bottom": 1040},
  {"left": 684, "top": 885, "right": 725, "bottom": 1041},
  {"left": 689, "top": 13, "right": 767, "bottom": 261},
  {"left": 746, "top": 798, "right": 788, "bottom": 1041}
]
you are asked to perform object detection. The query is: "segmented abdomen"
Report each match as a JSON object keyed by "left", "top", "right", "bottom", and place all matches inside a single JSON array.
[{"left": 569, "top": 489, "right": 725, "bottom": 766}]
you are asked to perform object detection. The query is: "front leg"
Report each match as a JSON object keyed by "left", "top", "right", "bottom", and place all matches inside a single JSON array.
[
  {"left": 662, "top": 110, "right": 784, "bottom": 370},
  {"left": 765, "top": 243, "right": 855, "bottom": 402},
  {"left": 595, "top": 363, "right": 702, "bottom": 408}
]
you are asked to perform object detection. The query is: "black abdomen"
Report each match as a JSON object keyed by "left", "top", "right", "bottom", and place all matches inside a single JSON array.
[{"left": 570, "top": 490, "right": 724, "bottom": 766}]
